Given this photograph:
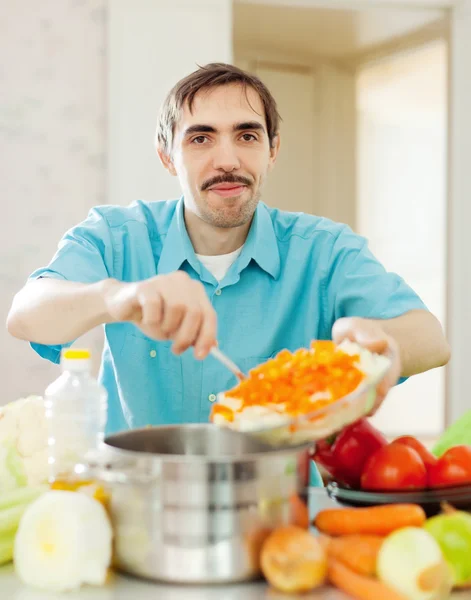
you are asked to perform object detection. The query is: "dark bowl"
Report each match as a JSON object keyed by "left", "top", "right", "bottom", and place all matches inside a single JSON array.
[{"left": 327, "top": 481, "right": 471, "bottom": 517}]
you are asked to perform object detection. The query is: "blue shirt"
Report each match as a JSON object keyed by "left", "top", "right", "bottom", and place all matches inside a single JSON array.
[{"left": 29, "top": 198, "right": 426, "bottom": 437}]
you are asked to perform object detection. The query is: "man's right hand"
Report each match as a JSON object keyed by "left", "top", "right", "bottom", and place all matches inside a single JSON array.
[{"left": 104, "top": 272, "right": 217, "bottom": 358}]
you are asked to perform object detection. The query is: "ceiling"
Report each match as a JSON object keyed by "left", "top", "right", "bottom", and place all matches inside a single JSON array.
[{"left": 233, "top": 3, "right": 447, "bottom": 61}]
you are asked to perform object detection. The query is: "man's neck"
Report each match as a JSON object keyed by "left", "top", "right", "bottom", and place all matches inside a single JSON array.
[{"left": 184, "top": 208, "right": 252, "bottom": 256}]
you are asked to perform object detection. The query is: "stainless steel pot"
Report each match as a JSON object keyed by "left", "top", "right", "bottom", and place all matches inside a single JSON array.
[{"left": 79, "top": 424, "right": 308, "bottom": 584}]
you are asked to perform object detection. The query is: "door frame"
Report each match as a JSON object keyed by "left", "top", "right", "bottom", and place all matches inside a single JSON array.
[{"left": 237, "top": 0, "right": 471, "bottom": 426}]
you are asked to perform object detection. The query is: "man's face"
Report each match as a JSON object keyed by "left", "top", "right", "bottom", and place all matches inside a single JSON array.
[{"left": 161, "top": 84, "right": 279, "bottom": 229}]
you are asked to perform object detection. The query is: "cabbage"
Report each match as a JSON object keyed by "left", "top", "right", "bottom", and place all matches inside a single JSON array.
[{"left": 0, "top": 396, "right": 48, "bottom": 492}]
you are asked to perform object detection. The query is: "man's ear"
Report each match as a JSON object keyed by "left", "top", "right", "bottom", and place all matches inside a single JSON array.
[
  {"left": 268, "top": 134, "right": 281, "bottom": 171},
  {"left": 157, "top": 146, "right": 177, "bottom": 176}
]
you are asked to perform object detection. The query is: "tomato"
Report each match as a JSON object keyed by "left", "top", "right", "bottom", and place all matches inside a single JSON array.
[
  {"left": 361, "top": 443, "right": 427, "bottom": 491},
  {"left": 391, "top": 436, "right": 438, "bottom": 470},
  {"left": 428, "top": 445, "right": 471, "bottom": 488},
  {"left": 313, "top": 419, "right": 388, "bottom": 488}
]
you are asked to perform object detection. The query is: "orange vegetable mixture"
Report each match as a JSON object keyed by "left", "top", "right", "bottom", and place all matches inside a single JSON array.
[{"left": 211, "top": 341, "right": 366, "bottom": 422}]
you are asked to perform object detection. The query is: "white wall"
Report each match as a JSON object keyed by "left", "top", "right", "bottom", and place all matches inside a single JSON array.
[
  {"left": 1, "top": 0, "right": 233, "bottom": 406},
  {"left": 357, "top": 40, "right": 447, "bottom": 436},
  {"left": 107, "top": 0, "right": 233, "bottom": 207},
  {"left": 0, "top": 0, "right": 107, "bottom": 404}
]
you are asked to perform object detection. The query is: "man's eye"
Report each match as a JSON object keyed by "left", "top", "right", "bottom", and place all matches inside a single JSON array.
[
  {"left": 191, "top": 136, "right": 208, "bottom": 144},
  {"left": 241, "top": 133, "right": 256, "bottom": 142}
]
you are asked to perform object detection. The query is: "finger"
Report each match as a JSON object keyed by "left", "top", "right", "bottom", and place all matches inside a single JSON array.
[
  {"left": 367, "top": 386, "right": 387, "bottom": 417},
  {"left": 332, "top": 317, "right": 389, "bottom": 354},
  {"left": 366, "top": 353, "right": 401, "bottom": 416},
  {"left": 158, "top": 294, "right": 186, "bottom": 338},
  {"left": 193, "top": 306, "right": 217, "bottom": 359},
  {"left": 171, "top": 306, "right": 203, "bottom": 355},
  {"left": 177, "top": 281, "right": 217, "bottom": 358},
  {"left": 137, "top": 289, "right": 163, "bottom": 328}
]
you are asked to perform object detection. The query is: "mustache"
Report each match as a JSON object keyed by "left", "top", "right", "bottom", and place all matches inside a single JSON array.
[{"left": 201, "top": 174, "right": 253, "bottom": 192}]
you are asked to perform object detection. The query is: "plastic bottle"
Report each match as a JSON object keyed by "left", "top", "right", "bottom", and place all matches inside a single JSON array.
[{"left": 44, "top": 349, "right": 108, "bottom": 482}]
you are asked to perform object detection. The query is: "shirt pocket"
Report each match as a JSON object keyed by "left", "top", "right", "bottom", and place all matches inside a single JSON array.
[{"left": 119, "top": 331, "right": 183, "bottom": 426}]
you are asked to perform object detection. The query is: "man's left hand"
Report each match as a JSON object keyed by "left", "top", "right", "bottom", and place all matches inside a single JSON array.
[{"left": 332, "top": 317, "right": 401, "bottom": 415}]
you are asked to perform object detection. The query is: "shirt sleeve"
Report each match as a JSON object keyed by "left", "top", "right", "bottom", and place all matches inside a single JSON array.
[
  {"left": 28, "top": 208, "right": 114, "bottom": 363},
  {"left": 323, "top": 225, "right": 428, "bottom": 325}
]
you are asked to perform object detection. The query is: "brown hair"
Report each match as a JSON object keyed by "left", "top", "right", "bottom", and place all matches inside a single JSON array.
[{"left": 156, "top": 62, "right": 281, "bottom": 154}]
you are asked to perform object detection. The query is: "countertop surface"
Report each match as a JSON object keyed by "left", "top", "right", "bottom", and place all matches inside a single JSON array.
[
  {"left": 2, "top": 490, "right": 471, "bottom": 599},
  {"left": 2, "top": 565, "right": 471, "bottom": 599}
]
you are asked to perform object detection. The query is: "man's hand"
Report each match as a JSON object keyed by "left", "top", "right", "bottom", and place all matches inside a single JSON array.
[
  {"left": 332, "top": 317, "right": 401, "bottom": 415},
  {"left": 104, "top": 272, "right": 217, "bottom": 358}
]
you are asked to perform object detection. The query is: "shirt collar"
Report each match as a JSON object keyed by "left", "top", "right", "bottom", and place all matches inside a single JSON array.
[
  {"left": 157, "top": 198, "right": 198, "bottom": 276},
  {"left": 157, "top": 198, "right": 280, "bottom": 280},
  {"left": 237, "top": 201, "right": 281, "bottom": 280}
]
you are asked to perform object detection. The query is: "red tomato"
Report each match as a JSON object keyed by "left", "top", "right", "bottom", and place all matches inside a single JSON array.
[
  {"left": 391, "top": 436, "right": 438, "bottom": 470},
  {"left": 361, "top": 444, "right": 427, "bottom": 491},
  {"left": 428, "top": 445, "right": 471, "bottom": 488}
]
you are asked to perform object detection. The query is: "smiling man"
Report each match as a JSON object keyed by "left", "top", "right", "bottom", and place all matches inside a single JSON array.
[{"left": 7, "top": 63, "right": 450, "bottom": 443}]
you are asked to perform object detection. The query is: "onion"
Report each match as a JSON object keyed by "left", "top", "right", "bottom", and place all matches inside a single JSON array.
[
  {"left": 377, "top": 527, "right": 453, "bottom": 600},
  {"left": 260, "top": 525, "right": 327, "bottom": 594}
]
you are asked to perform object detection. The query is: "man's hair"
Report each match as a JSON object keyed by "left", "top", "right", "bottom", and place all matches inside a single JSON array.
[{"left": 156, "top": 62, "right": 281, "bottom": 154}]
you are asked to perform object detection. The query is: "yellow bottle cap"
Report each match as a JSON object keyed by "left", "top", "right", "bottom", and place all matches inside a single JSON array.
[{"left": 62, "top": 349, "right": 91, "bottom": 360}]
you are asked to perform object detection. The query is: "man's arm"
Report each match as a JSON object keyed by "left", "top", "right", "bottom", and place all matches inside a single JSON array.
[
  {"left": 372, "top": 309, "right": 450, "bottom": 377},
  {"left": 332, "top": 310, "right": 450, "bottom": 415},
  {"left": 7, "top": 278, "right": 115, "bottom": 345},
  {"left": 333, "top": 309, "right": 450, "bottom": 378},
  {"left": 6, "top": 273, "right": 217, "bottom": 358}
]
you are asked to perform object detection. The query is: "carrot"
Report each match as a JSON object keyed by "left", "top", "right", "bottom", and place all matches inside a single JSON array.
[
  {"left": 324, "top": 534, "right": 384, "bottom": 576},
  {"left": 314, "top": 504, "right": 426, "bottom": 536},
  {"left": 328, "top": 558, "right": 407, "bottom": 600},
  {"left": 289, "top": 494, "right": 309, "bottom": 529}
]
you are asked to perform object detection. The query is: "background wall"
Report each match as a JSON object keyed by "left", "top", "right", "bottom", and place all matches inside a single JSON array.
[
  {"left": 357, "top": 41, "right": 447, "bottom": 435},
  {"left": 0, "top": 0, "right": 233, "bottom": 404},
  {"left": 0, "top": 0, "right": 107, "bottom": 400}
]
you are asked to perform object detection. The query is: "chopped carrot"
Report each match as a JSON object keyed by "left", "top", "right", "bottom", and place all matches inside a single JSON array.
[
  {"left": 328, "top": 558, "right": 407, "bottom": 600},
  {"left": 289, "top": 494, "right": 309, "bottom": 529},
  {"left": 210, "top": 404, "right": 234, "bottom": 422},
  {"left": 221, "top": 341, "right": 366, "bottom": 416},
  {"left": 315, "top": 504, "right": 426, "bottom": 536},
  {"left": 323, "top": 534, "right": 384, "bottom": 576}
]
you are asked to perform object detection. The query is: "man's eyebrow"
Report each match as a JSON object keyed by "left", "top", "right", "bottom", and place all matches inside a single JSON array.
[
  {"left": 234, "top": 121, "right": 266, "bottom": 133},
  {"left": 183, "top": 124, "right": 217, "bottom": 137},
  {"left": 183, "top": 122, "right": 266, "bottom": 137}
]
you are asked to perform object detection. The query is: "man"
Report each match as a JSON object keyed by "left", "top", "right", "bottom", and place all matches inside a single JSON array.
[{"left": 7, "top": 63, "right": 450, "bottom": 440}]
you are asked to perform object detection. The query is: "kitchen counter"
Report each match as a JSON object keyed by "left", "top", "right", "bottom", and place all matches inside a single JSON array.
[
  {"left": 2, "top": 490, "right": 471, "bottom": 599},
  {"left": 2, "top": 565, "right": 471, "bottom": 600},
  {"left": 0, "top": 565, "right": 340, "bottom": 599}
]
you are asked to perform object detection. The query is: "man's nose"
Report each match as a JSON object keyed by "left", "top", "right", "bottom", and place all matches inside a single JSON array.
[{"left": 212, "top": 140, "right": 241, "bottom": 172}]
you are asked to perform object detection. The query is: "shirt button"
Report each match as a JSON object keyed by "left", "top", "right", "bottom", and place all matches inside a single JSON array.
[
  {"left": 208, "top": 394, "right": 217, "bottom": 402},
  {"left": 215, "top": 289, "right": 222, "bottom": 296},
  {"left": 149, "top": 350, "right": 157, "bottom": 358}
]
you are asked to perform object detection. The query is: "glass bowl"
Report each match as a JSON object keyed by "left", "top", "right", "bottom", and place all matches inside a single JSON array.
[{"left": 213, "top": 357, "right": 391, "bottom": 448}]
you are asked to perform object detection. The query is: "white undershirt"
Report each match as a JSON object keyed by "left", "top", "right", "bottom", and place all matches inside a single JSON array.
[{"left": 196, "top": 246, "right": 244, "bottom": 282}]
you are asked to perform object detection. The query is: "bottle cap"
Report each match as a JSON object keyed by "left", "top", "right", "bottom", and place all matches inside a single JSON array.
[{"left": 61, "top": 348, "right": 92, "bottom": 372}]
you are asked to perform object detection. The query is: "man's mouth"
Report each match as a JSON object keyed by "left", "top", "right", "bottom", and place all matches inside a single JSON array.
[{"left": 208, "top": 183, "right": 248, "bottom": 198}]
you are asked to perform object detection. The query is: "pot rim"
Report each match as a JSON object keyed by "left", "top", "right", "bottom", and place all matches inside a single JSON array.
[{"left": 102, "top": 423, "right": 312, "bottom": 464}]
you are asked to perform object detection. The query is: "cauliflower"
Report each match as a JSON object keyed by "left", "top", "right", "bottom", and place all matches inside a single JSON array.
[{"left": 0, "top": 396, "right": 48, "bottom": 491}]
